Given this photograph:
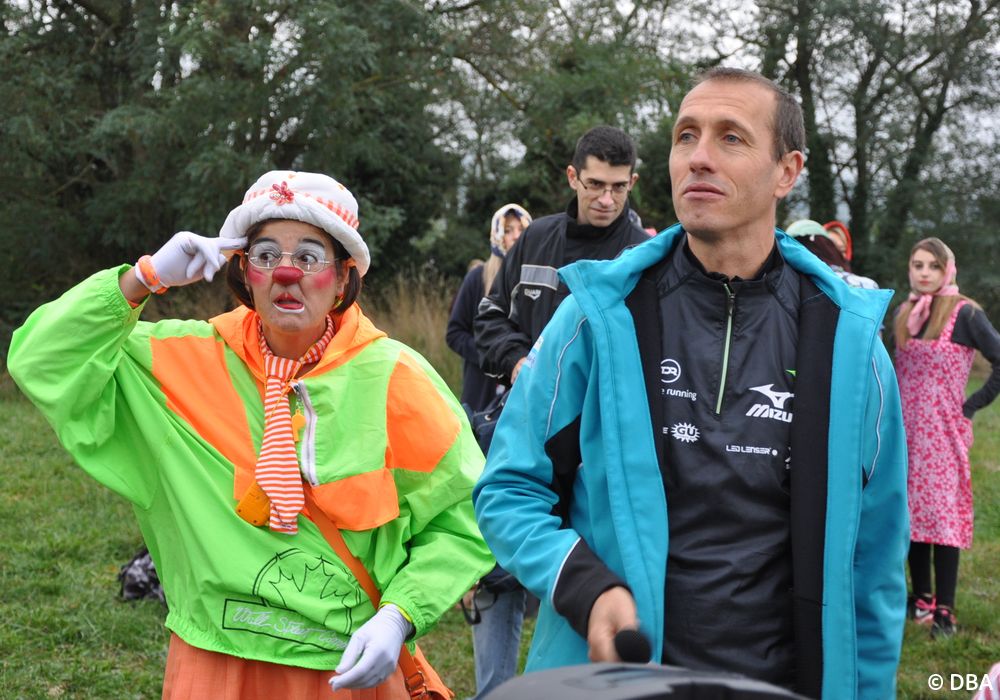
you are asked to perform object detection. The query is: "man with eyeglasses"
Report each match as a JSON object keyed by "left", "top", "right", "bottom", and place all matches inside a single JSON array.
[
  {"left": 469, "top": 125, "right": 648, "bottom": 700},
  {"left": 475, "top": 68, "right": 907, "bottom": 698},
  {"left": 475, "top": 125, "right": 649, "bottom": 386}
]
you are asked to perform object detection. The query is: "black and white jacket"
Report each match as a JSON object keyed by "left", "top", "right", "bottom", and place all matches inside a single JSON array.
[{"left": 474, "top": 199, "right": 648, "bottom": 380}]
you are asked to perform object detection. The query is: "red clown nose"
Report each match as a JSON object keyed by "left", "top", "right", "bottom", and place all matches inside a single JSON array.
[{"left": 272, "top": 266, "right": 304, "bottom": 285}]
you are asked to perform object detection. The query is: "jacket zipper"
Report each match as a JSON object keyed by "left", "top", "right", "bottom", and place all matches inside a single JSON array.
[
  {"left": 292, "top": 382, "right": 319, "bottom": 485},
  {"left": 715, "top": 283, "right": 735, "bottom": 415}
]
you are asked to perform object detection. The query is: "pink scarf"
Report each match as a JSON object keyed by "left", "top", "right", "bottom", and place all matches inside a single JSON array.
[{"left": 906, "top": 259, "right": 959, "bottom": 337}]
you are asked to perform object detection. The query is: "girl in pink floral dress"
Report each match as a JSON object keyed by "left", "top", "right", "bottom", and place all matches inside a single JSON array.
[{"left": 894, "top": 237, "right": 1000, "bottom": 638}]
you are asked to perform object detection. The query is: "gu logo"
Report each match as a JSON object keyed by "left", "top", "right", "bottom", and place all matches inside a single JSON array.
[
  {"left": 669, "top": 422, "right": 700, "bottom": 443},
  {"left": 660, "top": 358, "right": 681, "bottom": 384}
]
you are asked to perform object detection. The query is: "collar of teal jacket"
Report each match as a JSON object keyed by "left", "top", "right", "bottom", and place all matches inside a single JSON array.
[
  {"left": 559, "top": 223, "right": 892, "bottom": 326},
  {"left": 553, "top": 224, "right": 905, "bottom": 697}
]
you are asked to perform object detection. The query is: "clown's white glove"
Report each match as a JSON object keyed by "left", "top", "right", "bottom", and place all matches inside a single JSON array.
[
  {"left": 330, "top": 604, "right": 412, "bottom": 690},
  {"left": 135, "top": 231, "right": 246, "bottom": 293}
]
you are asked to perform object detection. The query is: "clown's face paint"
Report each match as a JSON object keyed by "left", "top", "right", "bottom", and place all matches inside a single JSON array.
[{"left": 246, "top": 220, "right": 345, "bottom": 359}]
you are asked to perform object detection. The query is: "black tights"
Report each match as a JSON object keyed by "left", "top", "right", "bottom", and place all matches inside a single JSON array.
[{"left": 908, "top": 541, "right": 960, "bottom": 609}]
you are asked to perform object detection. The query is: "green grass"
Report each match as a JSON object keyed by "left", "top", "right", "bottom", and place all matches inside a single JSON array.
[
  {"left": 896, "top": 376, "right": 1000, "bottom": 699},
  {"left": 1, "top": 302, "right": 997, "bottom": 697},
  {"left": 0, "top": 374, "right": 170, "bottom": 699}
]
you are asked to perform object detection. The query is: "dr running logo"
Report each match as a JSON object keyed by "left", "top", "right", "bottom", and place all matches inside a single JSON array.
[
  {"left": 746, "top": 384, "right": 794, "bottom": 423},
  {"left": 660, "top": 358, "right": 681, "bottom": 384}
]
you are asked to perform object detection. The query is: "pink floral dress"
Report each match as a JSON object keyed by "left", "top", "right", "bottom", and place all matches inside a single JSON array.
[{"left": 896, "top": 301, "right": 976, "bottom": 549}]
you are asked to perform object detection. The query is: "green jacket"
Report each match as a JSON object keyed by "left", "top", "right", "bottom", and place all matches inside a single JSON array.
[{"left": 9, "top": 266, "right": 493, "bottom": 670}]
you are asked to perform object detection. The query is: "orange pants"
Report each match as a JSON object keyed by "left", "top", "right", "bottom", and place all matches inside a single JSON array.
[{"left": 162, "top": 633, "right": 411, "bottom": 700}]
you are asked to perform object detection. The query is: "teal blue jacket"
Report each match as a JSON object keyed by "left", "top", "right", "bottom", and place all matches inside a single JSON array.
[{"left": 474, "top": 226, "right": 908, "bottom": 699}]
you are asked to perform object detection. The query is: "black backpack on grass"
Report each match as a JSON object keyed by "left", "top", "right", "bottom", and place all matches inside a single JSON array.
[{"left": 118, "top": 546, "right": 165, "bottom": 604}]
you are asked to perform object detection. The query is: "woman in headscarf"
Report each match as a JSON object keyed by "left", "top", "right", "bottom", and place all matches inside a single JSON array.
[
  {"left": 893, "top": 237, "right": 1000, "bottom": 639},
  {"left": 445, "top": 203, "right": 533, "bottom": 699},
  {"left": 9, "top": 171, "right": 493, "bottom": 699},
  {"left": 446, "top": 204, "right": 532, "bottom": 412}
]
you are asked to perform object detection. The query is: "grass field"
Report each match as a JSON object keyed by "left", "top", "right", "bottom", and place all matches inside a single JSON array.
[{"left": 1, "top": 288, "right": 997, "bottom": 698}]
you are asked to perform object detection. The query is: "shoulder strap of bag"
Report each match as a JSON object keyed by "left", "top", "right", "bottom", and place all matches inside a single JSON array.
[{"left": 302, "top": 485, "right": 434, "bottom": 700}]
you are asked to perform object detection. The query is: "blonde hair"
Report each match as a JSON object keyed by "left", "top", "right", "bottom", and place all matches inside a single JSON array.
[
  {"left": 893, "top": 237, "right": 979, "bottom": 349},
  {"left": 483, "top": 208, "right": 531, "bottom": 295},
  {"left": 482, "top": 254, "right": 504, "bottom": 296}
]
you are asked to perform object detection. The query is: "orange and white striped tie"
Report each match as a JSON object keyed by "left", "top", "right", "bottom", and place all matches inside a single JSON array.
[{"left": 256, "top": 317, "right": 335, "bottom": 534}]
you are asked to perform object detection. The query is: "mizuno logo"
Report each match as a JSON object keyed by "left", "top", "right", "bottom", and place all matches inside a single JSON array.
[
  {"left": 749, "top": 384, "right": 794, "bottom": 408},
  {"left": 746, "top": 404, "right": 793, "bottom": 422},
  {"left": 746, "top": 383, "right": 794, "bottom": 423}
]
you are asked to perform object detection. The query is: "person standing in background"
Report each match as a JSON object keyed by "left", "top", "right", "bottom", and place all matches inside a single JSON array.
[
  {"left": 823, "top": 220, "right": 853, "bottom": 265},
  {"left": 447, "top": 205, "right": 534, "bottom": 700},
  {"left": 475, "top": 125, "right": 648, "bottom": 384},
  {"left": 893, "top": 237, "right": 1000, "bottom": 638},
  {"left": 469, "top": 126, "right": 647, "bottom": 699},
  {"left": 786, "top": 219, "right": 878, "bottom": 290},
  {"left": 447, "top": 204, "right": 532, "bottom": 412}
]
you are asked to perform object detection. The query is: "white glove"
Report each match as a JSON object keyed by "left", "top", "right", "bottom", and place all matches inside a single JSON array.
[
  {"left": 136, "top": 231, "right": 246, "bottom": 292},
  {"left": 330, "top": 604, "right": 413, "bottom": 690}
]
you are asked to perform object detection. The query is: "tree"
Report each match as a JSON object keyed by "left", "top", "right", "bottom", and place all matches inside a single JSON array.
[
  {"left": 420, "top": 0, "right": 686, "bottom": 269},
  {"left": 0, "top": 0, "right": 463, "bottom": 348},
  {"left": 660, "top": 0, "right": 1000, "bottom": 287}
]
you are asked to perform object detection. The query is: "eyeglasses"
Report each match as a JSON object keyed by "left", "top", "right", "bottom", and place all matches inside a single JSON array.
[
  {"left": 579, "top": 178, "right": 631, "bottom": 197},
  {"left": 246, "top": 243, "right": 334, "bottom": 273}
]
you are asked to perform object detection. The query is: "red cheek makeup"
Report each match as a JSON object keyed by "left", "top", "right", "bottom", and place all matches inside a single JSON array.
[
  {"left": 246, "top": 266, "right": 269, "bottom": 286},
  {"left": 309, "top": 268, "right": 336, "bottom": 289}
]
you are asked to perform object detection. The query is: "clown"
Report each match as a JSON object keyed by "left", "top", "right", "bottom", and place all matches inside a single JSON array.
[{"left": 9, "top": 170, "right": 493, "bottom": 698}]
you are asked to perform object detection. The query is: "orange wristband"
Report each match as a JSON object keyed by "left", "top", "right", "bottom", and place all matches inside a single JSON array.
[{"left": 136, "top": 255, "right": 168, "bottom": 294}]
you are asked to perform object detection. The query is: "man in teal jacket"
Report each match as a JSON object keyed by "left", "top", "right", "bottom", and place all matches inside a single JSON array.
[{"left": 474, "top": 67, "right": 908, "bottom": 699}]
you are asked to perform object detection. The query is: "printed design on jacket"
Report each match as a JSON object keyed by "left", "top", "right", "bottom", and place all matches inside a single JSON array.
[
  {"left": 524, "top": 335, "right": 544, "bottom": 370},
  {"left": 745, "top": 383, "right": 794, "bottom": 422},
  {"left": 519, "top": 264, "right": 559, "bottom": 290},
  {"left": 660, "top": 358, "right": 698, "bottom": 402},
  {"left": 667, "top": 422, "right": 700, "bottom": 443},
  {"left": 223, "top": 548, "right": 368, "bottom": 651},
  {"left": 517, "top": 264, "right": 559, "bottom": 303},
  {"left": 725, "top": 444, "right": 780, "bottom": 456},
  {"left": 660, "top": 358, "right": 681, "bottom": 383}
]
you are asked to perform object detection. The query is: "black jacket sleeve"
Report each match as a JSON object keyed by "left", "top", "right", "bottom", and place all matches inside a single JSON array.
[
  {"left": 552, "top": 539, "right": 630, "bottom": 639},
  {"left": 953, "top": 304, "right": 1000, "bottom": 417},
  {"left": 474, "top": 235, "right": 533, "bottom": 380},
  {"left": 446, "top": 266, "right": 484, "bottom": 366}
]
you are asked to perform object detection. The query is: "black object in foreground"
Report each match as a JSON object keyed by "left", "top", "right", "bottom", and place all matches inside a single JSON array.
[
  {"left": 482, "top": 663, "right": 809, "bottom": 700},
  {"left": 613, "top": 629, "right": 652, "bottom": 663}
]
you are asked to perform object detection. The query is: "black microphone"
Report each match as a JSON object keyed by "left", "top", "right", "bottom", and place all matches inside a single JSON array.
[{"left": 613, "top": 628, "right": 652, "bottom": 663}]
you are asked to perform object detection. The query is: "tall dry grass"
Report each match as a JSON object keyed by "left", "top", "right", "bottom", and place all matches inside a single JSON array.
[
  {"left": 361, "top": 272, "right": 464, "bottom": 395},
  {"left": 140, "top": 271, "right": 465, "bottom": 396}
]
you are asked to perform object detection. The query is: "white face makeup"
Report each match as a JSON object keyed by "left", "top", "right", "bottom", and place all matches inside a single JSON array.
[{"left": 245, "top": 220, "right": 345, "bottom": 358}]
